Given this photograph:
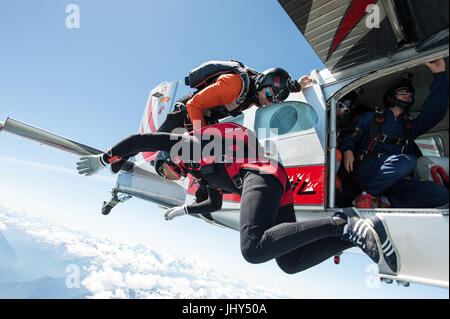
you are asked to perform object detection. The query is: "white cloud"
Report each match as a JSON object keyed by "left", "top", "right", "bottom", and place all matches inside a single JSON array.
[{"left": 0, "top": 205, "right": 296, "bottom": 299}]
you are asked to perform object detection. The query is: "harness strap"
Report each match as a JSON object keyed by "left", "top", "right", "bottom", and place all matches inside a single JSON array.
[
  {"left": 364, "top": 107, "right": 385, "bottom": 154},
  {"left": 359, "top": 108, "right": 413, "bottom": 162},
  {"left": 224, "top": 70, "right": 250, "bottom": 112},
  {"left": 401, "top": 114, "right": 413, "bottom": 153}
]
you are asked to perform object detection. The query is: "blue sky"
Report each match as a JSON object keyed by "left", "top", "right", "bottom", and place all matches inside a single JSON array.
[{"left": 0, "top": 0, "right": 448, "bottom": 298}]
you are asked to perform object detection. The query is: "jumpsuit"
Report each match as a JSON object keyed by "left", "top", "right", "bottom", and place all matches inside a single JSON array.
[
  {"left": 101, "top": 129, "right": 353, "bottom": 274},
  {"left": 340, "top": 74, "right": 449, "bottom": 208}
]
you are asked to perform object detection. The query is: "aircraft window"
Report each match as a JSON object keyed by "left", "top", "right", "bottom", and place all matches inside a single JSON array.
[
  {"left": 270, "top": 106, "right": 298, "bottom": 135},
  {"left": 254, "top": 101, "right": 317, "bottom": 138},
  {"left": 415, "top": 135, "right": 445, "bottom": 157}
]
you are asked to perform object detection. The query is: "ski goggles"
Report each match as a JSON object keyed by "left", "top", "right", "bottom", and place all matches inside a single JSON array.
[
  {"left": 265, "top": 88, "right": 284, "bottom": 104},
  {"left": 156, "top": 162, "right": 165, "bottom": 177},
  {"left": 266, "top": 80, "right": 299, "bottom": 104},
  {"left": 265, "top": 88, "right": 275, "bottom": 103},
  {"left": 337, "top": 100, "right": 354, "bottom": 114},
  {"left": 395, "top": 88, "right": 414, "bottom": 97}
]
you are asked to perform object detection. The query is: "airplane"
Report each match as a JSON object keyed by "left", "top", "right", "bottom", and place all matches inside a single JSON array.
[{"left": 1, "top": 0, "right": 448, "bottom": 289}]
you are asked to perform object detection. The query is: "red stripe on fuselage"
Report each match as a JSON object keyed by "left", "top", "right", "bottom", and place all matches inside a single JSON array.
[
  {"left": 327, "top": 0, "right": 376, "bottom": 59},
  {"left": 142, "top": 97, "right": 157, "bottom": 162}
]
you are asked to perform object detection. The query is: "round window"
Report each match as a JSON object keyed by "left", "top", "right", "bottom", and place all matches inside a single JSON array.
[{"left": 269, "top": 106, "right": 298, "bottom": 135}]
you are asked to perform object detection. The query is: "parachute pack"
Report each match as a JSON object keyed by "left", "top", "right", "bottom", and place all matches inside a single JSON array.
[{"left": 184, "top": 60, "right": 251, "bottom": 90}]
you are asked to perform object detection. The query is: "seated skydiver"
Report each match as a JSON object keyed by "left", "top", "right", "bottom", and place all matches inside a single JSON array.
[
  {"left": 336, "top": 88, "right": 371, "bottom": 145},
  {"left": 340, "top": 59, "right": 449, "bottom": 209},
  {"left": 76, "top": 122, "right": 400, "bottom": 274},
  {"left": 335, "top": 89, "right": 372, "bottom": 208}
]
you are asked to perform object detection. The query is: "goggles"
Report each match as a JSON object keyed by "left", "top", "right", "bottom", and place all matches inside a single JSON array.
[
  {"left": 337, "top": 100, "right": 354, "bottom": 114},
  {"left": 395, "top": 88, "right": 414, "bottom": 97},
  {"left": 156, "top": 162, "right": 165, "bottom": 177},
  {"left": 265, "top": 88, "right": 276, "bottom": 104}
]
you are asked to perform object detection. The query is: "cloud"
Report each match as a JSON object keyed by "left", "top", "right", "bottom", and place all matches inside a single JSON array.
[{"left": 0, "top": 206, "right": 296, "bottom": 299}]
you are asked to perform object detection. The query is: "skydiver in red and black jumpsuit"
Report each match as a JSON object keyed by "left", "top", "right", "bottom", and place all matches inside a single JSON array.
[{"left": 76, "top": 122, "right": 399, "bottom": 274}]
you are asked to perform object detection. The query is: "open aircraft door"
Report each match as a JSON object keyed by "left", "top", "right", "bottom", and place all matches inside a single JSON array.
[{"left": 278, "top": 0, "right": 449, "bottom": 288}]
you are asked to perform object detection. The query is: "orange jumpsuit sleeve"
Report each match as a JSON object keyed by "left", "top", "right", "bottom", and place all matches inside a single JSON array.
[{"left": 186, "top": 73, "right": 243, "bottom": 130}]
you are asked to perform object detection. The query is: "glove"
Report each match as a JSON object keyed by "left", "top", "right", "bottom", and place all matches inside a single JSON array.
[
  {"left": 164, "top": 205, "right": 188, "bottom": 221},
  {"left": 77, "top": 154, "right": 107, "bottom": 176}
]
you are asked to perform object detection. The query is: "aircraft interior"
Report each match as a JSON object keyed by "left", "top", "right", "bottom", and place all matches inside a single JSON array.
[{"left": 335, "top": 57, "right": 449, "bottom": 208}]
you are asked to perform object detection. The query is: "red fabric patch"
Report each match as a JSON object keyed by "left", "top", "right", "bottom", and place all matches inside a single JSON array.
[
  {"left": 274, "top": 76, "right": 280, "bottom": 87},
  {"left": 108, "top": 155, "right": 122, "bottom": 164}
]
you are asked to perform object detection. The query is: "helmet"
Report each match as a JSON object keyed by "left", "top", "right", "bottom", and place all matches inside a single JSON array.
[
  {"left": 151, "top": 151, "right": 184, "bottom": 178},
  {"left": 383, "top": 73, "right": 415, "bottom": 110},
  {"left": 336, "top": 98, "right": 356, "bottom": 118},
  {"left": 255, "top": 68, "right": 300, "bottom": 102},
  {"left": 336, "top": 87, "right": 363, "bottom": 118},
  {"left": 151, "top": 151, "right": 169, "bottom": 177}
]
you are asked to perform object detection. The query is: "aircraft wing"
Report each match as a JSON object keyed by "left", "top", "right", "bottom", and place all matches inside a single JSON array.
[
  {"left": 0, "top": 117, "right": 102, "bottom": 156},
  {"left": 1, "top": 116, "right": 139, "bottom": 176},
  {"left": 278, "top": 0, "right": 449, "bottom": 77}
]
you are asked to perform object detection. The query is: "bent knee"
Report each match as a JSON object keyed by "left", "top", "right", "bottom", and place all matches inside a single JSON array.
[
  {"left": 396, "top": 155, "right": 417, "bottom": 175},
  {"left": 240, "top": 247, "right": 266, "bottom": 264},
  {"left": 432, "top": 184, "right": 449, "bottom": 206},
  {"left": 275, "top": 256, "right": 309, "bottom": 275},
  {"left": 276, "top": 262, "right": 301, "bottom": 275}
]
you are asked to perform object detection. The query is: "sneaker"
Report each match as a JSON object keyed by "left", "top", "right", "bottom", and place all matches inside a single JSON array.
[
  {"left": 339, "top": 209, "right": 381, "bottom": 264},
  {"left": 367, "top": 215, "right": 399, "bottom": 273},
  {"left": 355, "top": 193, "right": 374, "bottom": 208}
]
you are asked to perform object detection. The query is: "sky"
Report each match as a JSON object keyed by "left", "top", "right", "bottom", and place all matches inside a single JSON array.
[{"left": 0, "top": 0, "right": 448, "bottom": 299}]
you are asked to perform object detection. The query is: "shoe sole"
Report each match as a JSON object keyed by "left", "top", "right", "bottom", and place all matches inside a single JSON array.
[
  {"left": 349, "top": 217, "right": 382, "bottom": 264},
  {"left": 369, "top": 215, "right": 400, "bottom": 273}
]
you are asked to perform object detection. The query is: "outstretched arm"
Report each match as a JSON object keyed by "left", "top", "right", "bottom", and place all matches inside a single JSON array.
[
  {"left": 77, "top": 132, "right": 194, "bottom": 176},
  {"left": 413, "top": 59, "right": 448, "bottom": 138}
]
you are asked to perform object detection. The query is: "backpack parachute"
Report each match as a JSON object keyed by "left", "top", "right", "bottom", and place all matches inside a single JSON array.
[{"left": 185, "top": 60, "right": 249, "bottom": 90}]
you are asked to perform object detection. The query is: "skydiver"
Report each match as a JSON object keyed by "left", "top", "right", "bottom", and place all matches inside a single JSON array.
[
  {"left": 158, "top": 61, "right": 311, "bottom": 133},
  {"left": 76, "top": 122, "right": 399, "bottom": 274}
]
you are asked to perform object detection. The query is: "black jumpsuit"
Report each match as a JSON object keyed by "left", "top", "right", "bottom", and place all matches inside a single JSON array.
[{"left": 102, "top": 131, "right": 353, "bottom": 274}]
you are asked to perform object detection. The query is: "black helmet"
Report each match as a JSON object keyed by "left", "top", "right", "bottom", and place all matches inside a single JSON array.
[
  {"left": 255, "top": 68, "right": 300, "bottom": 102},
  {"left": 336, "top": 98, "right": 356, "bottom": 118},
  {"left": 151, "top": 151, "right": 169, "bottom": 177},
  {"left": 383, "top": 73, "right": 415, "bottom": 110},
  {"left": 150, "top": 151, "right": 185, "bottom": 178},
  {"left": 337, "top": 87, "right": 364, "bottom": 118}
]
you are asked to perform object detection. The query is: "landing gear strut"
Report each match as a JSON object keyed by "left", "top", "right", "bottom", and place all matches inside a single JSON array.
[{"left": 101, "top": 188, "right": 132, "bottom": 215}]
